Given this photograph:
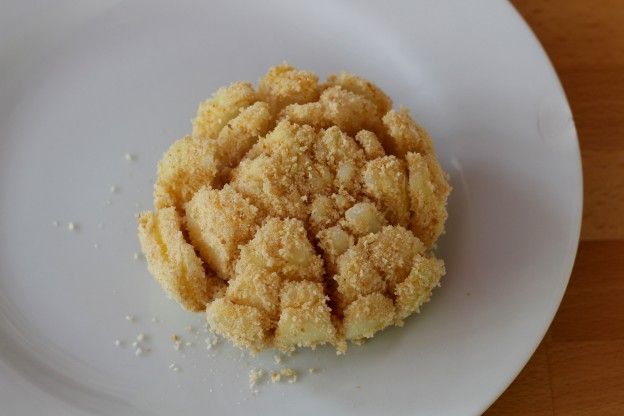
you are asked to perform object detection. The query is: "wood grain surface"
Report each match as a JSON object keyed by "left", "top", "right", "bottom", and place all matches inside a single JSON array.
[{"left": 486, "top": 1, "right": 624, "bottom": 414}]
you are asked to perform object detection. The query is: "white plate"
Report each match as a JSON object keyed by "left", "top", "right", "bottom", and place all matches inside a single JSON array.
[{"left": 0, "top": 0, "right": 581, "bottom": 414}]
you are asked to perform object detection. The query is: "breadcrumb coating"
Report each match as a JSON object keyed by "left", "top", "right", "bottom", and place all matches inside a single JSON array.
[
  {"left": 363, "top": 156, "right": 411, "bottom": 227},
  {"left": 192, "top": 81, "right": 256, "bottom": 140},
  {"left": 153, "top": 136, "right": 220, "bottom": 210},
  {"left": 137, "top": 208, "right": 224, "bottom": 311},
  {"left": 184, "top": 185, "right": 260, "bottom": 279},
  {"left": 382, "top": 107, "right": 434, "bottom": 157},
  {"left": 324, "top": 72, "right": 392, "bottom": 116},
  {"left": 258, "top": 63, "right": 320, "bottom": 114},
  {"left": 406, "top": 152, "right": 451, "bottom": 247},
  {"left": 139, "top": 63, "right": 450, "bottom": 354}
]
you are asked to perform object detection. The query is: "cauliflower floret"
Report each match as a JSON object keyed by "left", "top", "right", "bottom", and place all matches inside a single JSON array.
[
  {"left": 192, "top": 81, "right": 256, "bottom": 140},
  {"left": 137, "top": 208, "right": 224, "bottom": 311},
  {"left": 184, "top": 185, "right": 260, "bottom": 279}
]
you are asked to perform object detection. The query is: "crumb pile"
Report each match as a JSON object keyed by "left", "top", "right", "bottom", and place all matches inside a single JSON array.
[{"left": 138, "top": 64, "right": 450, "bottom": 354}]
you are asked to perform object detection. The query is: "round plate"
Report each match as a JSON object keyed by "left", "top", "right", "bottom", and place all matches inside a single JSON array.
[{"left": 0, "top": 0, "right": 581, "bottom": 415}]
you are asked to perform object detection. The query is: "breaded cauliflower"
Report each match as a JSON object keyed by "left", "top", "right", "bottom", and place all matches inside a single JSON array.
[{"left": 138, "top": 63, "right": 451, "bottom": 354}]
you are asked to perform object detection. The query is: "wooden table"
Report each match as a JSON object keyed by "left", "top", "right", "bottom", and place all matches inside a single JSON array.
[{"left": 486, "top": 1, "right": 624, "bottom": 414}]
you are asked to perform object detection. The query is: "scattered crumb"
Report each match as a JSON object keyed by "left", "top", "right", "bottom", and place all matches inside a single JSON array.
[
  {"left": 124, "top": 153, "right": 135, "bottom": 161},
  {"left": 169, "top": 362, "right": 180, "bottom": 372},
  {"left": 151, "top": 317, "right": 160, "bottom": 323},
  {"left": 205, "top": 336, "right": 219, "bottom": 350},
  {"left": 270, "top": 371, "right": 281, "bottom": 383},
  {"left": 125, "top": 314, "right": 135, "bottom": 322},
  {"left": 273, "top": 355, "right": 282, "bottom": 365},
  {"left": 67, "top": 222, "right": 76, "bottom": 231},
  {"left": 110, "top": 185, "right": 118, "bottom": 193},
  {"left": 136, "top": 333, "right": 145, "bottom": 342},
  {"left": 52, "top": 220, "right": 59, "bottom": 227},
  {"left": 308, "top": 368, "right": 317, "bottom": 374},
  {"left": 249, "top": 368, "right": 265, "bottom": 388},
  {"left": 185, "top": 341, "right": 192, "bottom": 347},
  {"left": 271, "top": 368, "right": 297, "bottom": 384},
  {"left": 114, "top": 339, "right": 122, "bottom": 347},
  {"left": 131, "top": 341, "right": 138, "bottom": 348},
  {"left": 135, "top": 347, "right": 144, "bottom": 356},
  {"left": 133, "top": 252, "right": 143, "bottom": 261},
  {"left": 172, "top": 334, "right": 182, "bottom": 350},
  {"left": 105, "top": 199, "right": 111, "bottom": 206},
  {"left": 282, "top": 368, "right": 297, "bottom": 383}
]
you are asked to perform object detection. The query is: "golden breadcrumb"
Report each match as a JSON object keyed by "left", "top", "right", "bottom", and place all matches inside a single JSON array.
[
  {"left": 214, "top": 101, "right": 273, "bottom": 167},
  {"left": 343, "top": 293, "right": 395, "bottom": 340},
  {"left": 280, "top": 86, "right": 381, "bottom": 136},
  {"left": 274, "top": 281, "right": 336, "bottom": 351},
  {"left": 139, "top": 63, "right": 451, "bottom": 354},
  {"left": 137, "top": 208, "right": 224, "bottom": 311},
  {"left": 354, "top": 130, "right": 386, "bottom": 160},
  {"left": 362, "top": 156, "right": 410, "bottom": 227},
  {"left": 153, "top": 136, "right": 220, "bottom": 210},
  {"left": 382, "top": 107, "right": 434, "bottom": 157},
  {"left": 258, "top": 63, "right": 319, "bottom": 113},
  {"left": 324, "top": 72, "right": 392, "bottom": 116},
  {"left": 184, "top": 185, "right": 260, "bottom": 279},
  {"left": 192, "top": 81, "right": 256, "bottom": 140},
  {"left": 394, "top": 254, "right": 445, "bottom": 321},
  {"left": 405, "top": 152, "right": 451, "bottom": 247}
]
